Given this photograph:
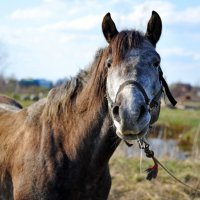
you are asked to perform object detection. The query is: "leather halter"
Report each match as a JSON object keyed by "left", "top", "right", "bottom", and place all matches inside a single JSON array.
[{"left": 107, "top": 67, "right": 177, "bottom": 109}]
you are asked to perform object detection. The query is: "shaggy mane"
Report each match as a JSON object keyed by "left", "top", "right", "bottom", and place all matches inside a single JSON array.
[{"left": 42, "top": 48, "right": 107, "bottom": 122}]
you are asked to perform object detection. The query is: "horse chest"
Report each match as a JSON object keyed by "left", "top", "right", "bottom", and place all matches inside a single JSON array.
[
  {"left": 57, "top": 165, "right": 111, "bottom": 200},
  {"left": 31, "top": 156, "right": 111, "bottom": 200}
]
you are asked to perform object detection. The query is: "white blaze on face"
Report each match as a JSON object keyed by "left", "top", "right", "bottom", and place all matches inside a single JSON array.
[
  {"left": 106, "top": 40, "right": 161, "bottom": 140},
  {"left": 106, "top": 56, "right": 139, "bottom": 104}
]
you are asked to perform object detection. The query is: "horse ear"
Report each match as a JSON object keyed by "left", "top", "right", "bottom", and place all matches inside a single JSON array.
[
  {"left": 145, "top": 11, "right": 162, "bottom": 46},
  {"left": 102, "top": 13, "right": 118, "bottom": 43}
]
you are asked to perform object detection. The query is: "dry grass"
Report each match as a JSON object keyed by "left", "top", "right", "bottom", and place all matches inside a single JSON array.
[{"left": 108, "top": 156, "right": 200, "bottom": 200}]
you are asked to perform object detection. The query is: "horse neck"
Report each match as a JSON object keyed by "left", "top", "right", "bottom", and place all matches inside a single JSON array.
[
  {"left": 62, "top": 89, "right": 113, "bottom": 160},
  {"left": 53, "top": 51, "right": 120, "bottom": 162},
  {"left": 52, "top": 98, "right": 120, "bottom": 173},
  {"left": 90, "top": 115, "right": 121, "bottom": 169}
]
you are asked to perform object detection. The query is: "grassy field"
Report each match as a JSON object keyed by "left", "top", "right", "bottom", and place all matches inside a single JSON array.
[
  {"left": 158, "top": 107, "right": 200, "bottom": 128},
  {"left": 109, "top": 156, "right": 200, "bottom": 200},
  {"left": 151, "top": 107, "right": 200, "bottom": 152}
]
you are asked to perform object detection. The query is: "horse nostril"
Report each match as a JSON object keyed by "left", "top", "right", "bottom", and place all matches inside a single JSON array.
[
  {"left": 112, "top": 105, "right": 121, "bottom": 122},
  {"left": 138, "top": 105, "right": 146, "bottom": 120}
]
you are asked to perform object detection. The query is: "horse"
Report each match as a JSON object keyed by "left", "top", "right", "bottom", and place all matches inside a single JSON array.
[
  {"left": 0, "top": 11, "right": 174, "bottom": 199},
  {"left": 0, "top": 96, "right": 22, "bottom": 109}
]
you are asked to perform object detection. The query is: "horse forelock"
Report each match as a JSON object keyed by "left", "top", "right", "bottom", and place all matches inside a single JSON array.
[{"left": 111, "top": 30, "right": 145, "bottom": 65}]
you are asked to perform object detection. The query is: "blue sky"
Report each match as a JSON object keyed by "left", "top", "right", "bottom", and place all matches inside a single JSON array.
[{"left": 0, "top": 0, "right": 200, "bottom": 85}]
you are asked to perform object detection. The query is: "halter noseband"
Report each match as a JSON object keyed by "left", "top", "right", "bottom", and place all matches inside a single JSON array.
[
  {"left": 117, "top": 80, "right": 150, "bottom": 105},
  {"left": 107, "top": 67, "right": 177, "bottom": 109}
]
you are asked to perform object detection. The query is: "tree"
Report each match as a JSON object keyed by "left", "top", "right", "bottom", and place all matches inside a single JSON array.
[{"left": 0, "top": 42, "right": 9, "bottom": 93}]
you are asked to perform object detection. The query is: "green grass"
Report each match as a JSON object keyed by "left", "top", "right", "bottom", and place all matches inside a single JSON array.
[
  {"left": 158, "top": 107, "right": 200, "bottom": 128},
  {"left": 0, "top": 93, "right": 43, "bottom": 107},
  {"left": 152, "top": 107, "right": 200, "bottom": 150},
  {"left": 18, "top": 99, "right": 35, "bottom": 107}
]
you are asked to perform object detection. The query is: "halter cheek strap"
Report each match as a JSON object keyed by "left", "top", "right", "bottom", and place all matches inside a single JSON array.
[{"left": 158, "top": 67, "right": 177, "bottom": 106}]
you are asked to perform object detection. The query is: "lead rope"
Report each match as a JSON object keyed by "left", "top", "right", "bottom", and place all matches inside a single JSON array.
[{"left": 137, "top": 139, "right": 200, "bottom": 193}]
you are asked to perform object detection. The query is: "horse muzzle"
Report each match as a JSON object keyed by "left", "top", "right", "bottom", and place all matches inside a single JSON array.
[{"left": 110, "top": 84, "right": 151, "bottom": 140}]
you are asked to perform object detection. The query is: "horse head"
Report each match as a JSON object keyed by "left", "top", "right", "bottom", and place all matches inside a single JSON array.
[{"left": 102, "top": 11, "right": 173, "bottom": 141}]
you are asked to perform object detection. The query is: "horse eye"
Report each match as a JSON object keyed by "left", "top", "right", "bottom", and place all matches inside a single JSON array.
[
  {"left": 106, "top": 58, "right": 112, "bottom": 68},
  {"left": 107, "top": 62, "right": 112, "bottom": 68},
  {"left": 152, "top": 61, "right": 160, "bottom": 68}
]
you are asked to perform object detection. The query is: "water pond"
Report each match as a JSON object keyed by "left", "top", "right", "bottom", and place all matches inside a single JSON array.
[{"left": 119, "top": 138, "right": 190, "bottom": 160}]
